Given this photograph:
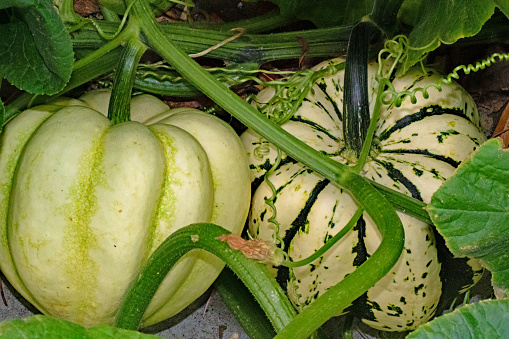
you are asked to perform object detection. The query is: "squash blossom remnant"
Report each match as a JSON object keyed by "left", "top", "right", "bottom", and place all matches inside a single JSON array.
[{"left": 217, "top": 234, "right": 284, "bottom": 265}]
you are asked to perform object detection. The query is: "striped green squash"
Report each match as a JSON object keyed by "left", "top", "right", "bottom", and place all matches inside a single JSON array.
[{"left": 241, "top": 58, "right": 486, "bottom": 331}]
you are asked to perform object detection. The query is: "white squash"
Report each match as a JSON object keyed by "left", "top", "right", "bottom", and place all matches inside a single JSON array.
[{"left": 0, "top": 89, "right": 251, "bottom": 328}]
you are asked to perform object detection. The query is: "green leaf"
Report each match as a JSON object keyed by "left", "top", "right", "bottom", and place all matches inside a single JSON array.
[
  {"left": 267, "top": 0, "right": 375, "bottom": 27},
  {"left": 0, "top": 0, "right": 74, "bottom": 95},
  {"left": 428, "top": 138, "right": 509, "bottom": 298},
  {"left": 0, "top": 0, "right": 34, "bottom": 9},
  {"left": 0, "top": 315, "right": 159, "bottom": 338},
  {"left": 407, "top": 299, "right": 509, "bottom": 338},
  {"left": 401, "top": 0, "right": 496, "bottom": 73},
  {"left": 397, "top": 0, "right": 422, "bottom": 26},
  {"left": 493, "top": 0, "right": 509, "bottom": 18}
]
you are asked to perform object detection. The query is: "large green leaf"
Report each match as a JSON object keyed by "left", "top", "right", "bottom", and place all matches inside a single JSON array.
[
  {"left": 0, "top": 315, "right": 159, "bottom": 338},
  {"left": 268, "top": 0, "right": 375, "bottom": 27},
  {"left": 407, "top": 299, "right": 509, "bottom": 338},
  {"left": 400, "top": 0, "right": 497, "bottom": 74},
  {"left": 0, "top": 0, "right": 74, "bottom": 95},
  {"left": 428, "top": 138, "right": 509, "bottom": 298}
]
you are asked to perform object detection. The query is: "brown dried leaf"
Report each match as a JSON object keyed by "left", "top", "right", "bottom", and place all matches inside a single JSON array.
[
  {"left": 493, "top": 102, "right": 509, "bottom": 148},
  {"left": 217, "top": 234, "right": 279, "bottom": 263},
  {"left": 74, "top": 0, "right": 100, "bottom": 16}
]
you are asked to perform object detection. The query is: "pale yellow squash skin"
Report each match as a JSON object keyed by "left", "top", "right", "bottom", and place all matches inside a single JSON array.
[
  {"left": 242, "top": 58, "right": 486, "bottom": 331},
  {"left": 0, "top": 90, "right": 251, "bottom": 327}
]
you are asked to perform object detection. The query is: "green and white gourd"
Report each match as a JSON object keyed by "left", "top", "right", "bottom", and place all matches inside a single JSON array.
[
  {"left": 0, "top": 89, "right": 251, "bottom": 328},
  {"left": 241, "top": 58, "right": 486, "bottom": 331}
]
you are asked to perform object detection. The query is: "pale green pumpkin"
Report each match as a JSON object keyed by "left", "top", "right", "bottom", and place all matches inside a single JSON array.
[
  {"left": 242, "top": 58, "right": 486, "bottom": 331},
  {"left": 0, "top": 89, "right": 251, "bottom": 328}
]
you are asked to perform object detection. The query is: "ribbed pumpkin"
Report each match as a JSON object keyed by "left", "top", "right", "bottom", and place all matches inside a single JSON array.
[
  {"left": 0, "top": 89, "right": 250, "bottom": 327},
  {"left": 241, "top": 58, "right": 486, "bottom": 331}
]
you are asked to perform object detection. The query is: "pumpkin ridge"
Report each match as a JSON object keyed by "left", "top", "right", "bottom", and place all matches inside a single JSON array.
[
  {"left": 378, "top": 105, "right": 468, "bottom": 141},
  {"left": 290, "top": 115, "right": 341, "bottom": 143},
  {"left": 372, "top": 159, "right": 422, "bottom": 200},
  {"left": 276, "top": 179, "right": 330, "bottom": 291},
  {"left": 380, "top": 149, "right": 461, "bottom": 168},
  {"left": 315, "top": 81, "right": 343, "bottom": 122},
  {"left": 144, "top": 127, "right": 179, "bottom": 257}
]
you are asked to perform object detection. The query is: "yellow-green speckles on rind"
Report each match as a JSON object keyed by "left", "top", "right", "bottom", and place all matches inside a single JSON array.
[
  {"left": 140, "top": 123, "right": 216, "bottom": 325},
  {"left": 61, "top": 136, "right": 104, "bottom": 324},
  {"left": 145, "top": 128, "right": 179, "bottom": 253},
  {"left": 0, "top": 108, "right": 60, "bottom": 312}
]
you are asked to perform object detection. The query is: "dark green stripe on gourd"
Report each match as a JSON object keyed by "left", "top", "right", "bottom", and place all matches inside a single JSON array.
[
  {"left": 378, "top": 105, "right": 470, "bottom": 141},
  {"left": 374, "top": 159, "right": 423, "bottom": 200},
  {"left": 275, "top": 179, "right": 331, "bottom": 290}
]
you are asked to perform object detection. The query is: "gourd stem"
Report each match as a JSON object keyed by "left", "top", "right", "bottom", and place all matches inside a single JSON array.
[
  {"left": 189, "top": 9, "right": 297, "bottom": 34},
  {"left": 214, "top": 268, "right": 277, "bottom": 339},
  {"left": 107, "top": 24, "right": 147, "bottom": 124},
  {"left": 72, "top": 27, "right": 132, "bottom": 71},
  {"left": 343, "top": 21, "right": 378, "bottom": 159},
  {"left": 130, "top": 0, "right": 405, "bottom": 337},
  {"left": 115, "top": 223, "right": 297, "bottom": 333},
  {"left": 131, "top": 0, "right": 350, "bottom": 185}
]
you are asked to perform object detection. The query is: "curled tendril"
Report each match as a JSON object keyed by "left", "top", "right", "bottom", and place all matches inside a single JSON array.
[
  {"left": 444, "top": 52, "right": 509, "bottom": 83},
  {"left": 253, "top": 138, "right": 271, "bottom": 160},
  {"left": 259, "top": 148, "right": 288, "bottom": 259},
  {"left": 252, "top": 62, "right": 345, "bottom": 124},
  {"left": 376, "top": 35, "right": 509, "bottom": 108}
]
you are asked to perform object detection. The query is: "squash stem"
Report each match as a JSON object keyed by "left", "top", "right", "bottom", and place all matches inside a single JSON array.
[
  {"left": 369, "top": 0, "right": 406, "bottom": 37},
  {"left": 214, "top": 268, "right": 277, "bottom": 339},
  {"left": 107, "top": 23, "right": 147, "bottom": 124},
  {"left": 343, "top": 21, "right": 378, "bottom": 159},
  {"left": 72, "top": 26, "right": 132, "bottom": 71}
]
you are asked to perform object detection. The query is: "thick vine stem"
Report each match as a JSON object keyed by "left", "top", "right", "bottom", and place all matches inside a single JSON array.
[
  {"left": 129, "top": 0, "right": 405, "bottom": 336},
  {"left": 71, "top": 20, "right": 352, "bottom": 64},
  {"left": 115, "top": 223, "right": 297, "bottom": 332},
  {"left": 214, "top": 268, "right": 277, "bottom": 339}
]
